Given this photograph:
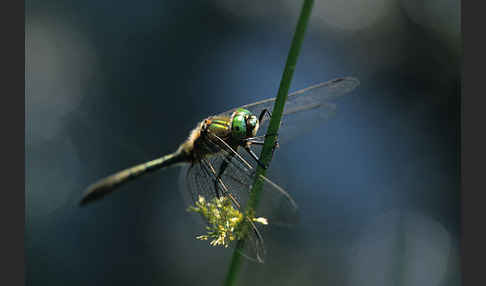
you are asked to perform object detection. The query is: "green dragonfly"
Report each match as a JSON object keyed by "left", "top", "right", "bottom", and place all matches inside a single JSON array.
[{"left": 80, "top": 77, "right": 359, "bottom": 263}]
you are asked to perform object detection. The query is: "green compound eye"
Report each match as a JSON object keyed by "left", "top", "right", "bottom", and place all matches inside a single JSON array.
[
  {"left": 231, "top": 114, "right": 247, "bottom": 139},
  {"left": 247, "top": 116, "right": 258, "bottom": 129},
  {"left": 236, "top": 108, "right": 251, "bottom": 116}
]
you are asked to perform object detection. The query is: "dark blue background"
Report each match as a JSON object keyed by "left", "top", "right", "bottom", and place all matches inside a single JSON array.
[{"left": 26, "top": 1, "right": 460, "bottom": 285}]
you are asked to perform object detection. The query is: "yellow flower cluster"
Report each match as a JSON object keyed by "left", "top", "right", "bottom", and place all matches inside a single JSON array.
[{"left": 188, "top": 195, "right": 268, "bottom": 248}]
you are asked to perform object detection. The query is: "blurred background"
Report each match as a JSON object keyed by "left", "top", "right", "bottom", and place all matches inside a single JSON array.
[{"left": 26, "top": 0, "right": 461, "bottom": 285}]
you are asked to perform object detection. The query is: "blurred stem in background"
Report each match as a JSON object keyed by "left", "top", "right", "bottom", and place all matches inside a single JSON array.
[{"left": 223, "top": 0, "right": 314, "bottom": 285}]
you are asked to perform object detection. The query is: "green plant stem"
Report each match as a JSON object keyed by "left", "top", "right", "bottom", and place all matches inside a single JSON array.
[{"left": 223, "top": 1, "right": 314, "bottom": 285}]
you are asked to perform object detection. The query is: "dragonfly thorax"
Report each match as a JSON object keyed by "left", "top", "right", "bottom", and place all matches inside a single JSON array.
[{"left": 180, "top": 108, "right": 260, "bottom": 162}]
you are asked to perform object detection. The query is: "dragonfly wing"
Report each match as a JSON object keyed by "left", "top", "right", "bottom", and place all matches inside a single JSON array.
[
  {"left": 276, "top": 101, "right": 336, "bottom": 144},
  {"left": 204, "top": 132, "right": 299, "bottom": 224},
  {"left": 178, "top": 164, "right": 194, "bottom": 208},
  {"left": 179, "top": 133, "right": 298, "bottom": 221},
  {"left": 217, "top": 77, "right": 359, "bottom": 143},
  {"left": 212, "top": 149, "right": 300, "bottom": 226},
  {"left": 180, "top": 154, "right": 266, "bottom": 262},
  {"left": 180, "top": 162, "right": 217, "bottom": 208},
  {"left": 180, "top": 155, "right": 247, "bottom": 230},
  {"left": 222, "top": 77, "right": 359, "bottom": 116},
  {"left": 235, "top": 218, "right": 266, "bottom": 263},
  {"left": 178, "top": 134, "right": 251, "bottom": 211}
]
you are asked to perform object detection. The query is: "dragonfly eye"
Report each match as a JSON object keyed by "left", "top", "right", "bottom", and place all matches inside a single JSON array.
[
  {"left": 246, "top": 115, "right": 259, "bottom": 137},
  {"left": 231, "top": 114, "right": 247, "bottom": 139}
]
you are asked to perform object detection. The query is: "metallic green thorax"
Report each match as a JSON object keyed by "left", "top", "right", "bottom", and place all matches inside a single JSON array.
[{"left": 207, "top": 117, "right": 231, "bottom": 137}]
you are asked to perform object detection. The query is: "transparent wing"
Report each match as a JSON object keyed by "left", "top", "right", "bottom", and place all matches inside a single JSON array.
[
  {"left": 178, "top": 134, "right": 299, "bottom": 262},
  {"left": 216, "top": 156, "right": 299, "bottom": 227},
  {"left": 219, "top": 77, "right": 359, "bottom": 117},
  {"left": 179, "top": 133, "right": 254, "bottom": 209},
  {"left": 180, "top": 154, "right": 268, "bottom": 262},
  {"left": 234, "top": 218, "right": 266, "bottom": 263},
  {"left": 218, "top": 77, "right": 359, "bottom": 143},
  {"left": 179, "top": 132, "right": 299, "bottom": 224}
]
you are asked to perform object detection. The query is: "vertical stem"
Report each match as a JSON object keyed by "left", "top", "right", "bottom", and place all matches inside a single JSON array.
[
  {"left": 223, "top": 1, "right": 314, "bottom": 285},
  {"left": 223, "top": 240, "right": 245, "bottom": 286}
]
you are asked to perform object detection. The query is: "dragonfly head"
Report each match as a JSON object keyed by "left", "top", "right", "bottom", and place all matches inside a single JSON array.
[{"left": 231, "top": 108, "right": 260, "bottom": 140}]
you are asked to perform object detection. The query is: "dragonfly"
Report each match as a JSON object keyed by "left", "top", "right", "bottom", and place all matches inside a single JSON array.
[{"left": 80, "top": 77, "right": 359, "bottom": 263}]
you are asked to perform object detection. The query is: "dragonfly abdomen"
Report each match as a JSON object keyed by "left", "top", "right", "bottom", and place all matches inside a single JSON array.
[{"left": 80, "top": 151, "right": 189, "bottom": 205}]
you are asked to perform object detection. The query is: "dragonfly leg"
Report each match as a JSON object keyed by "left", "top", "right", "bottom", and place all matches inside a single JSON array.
[
  {"left": 214, "top": 155, "right": 233, "bottom": 197},
  {"left": 244, "top": 145, "right": 267, "bottom": 169},
  {"left": 258, "top": 108, "right": 273, "bottom": 124},
  {"left": 199, "top": 159, "right": 222, "bottom": 199},
  {"left": 204, "top": 157, "right": 241, "bottom": 209},
  {"left": 245, "top": 133, "right": 280, "bottom": 150},
  {"left": 245, "top": 139, "right": 264, "bottom": 145}
]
